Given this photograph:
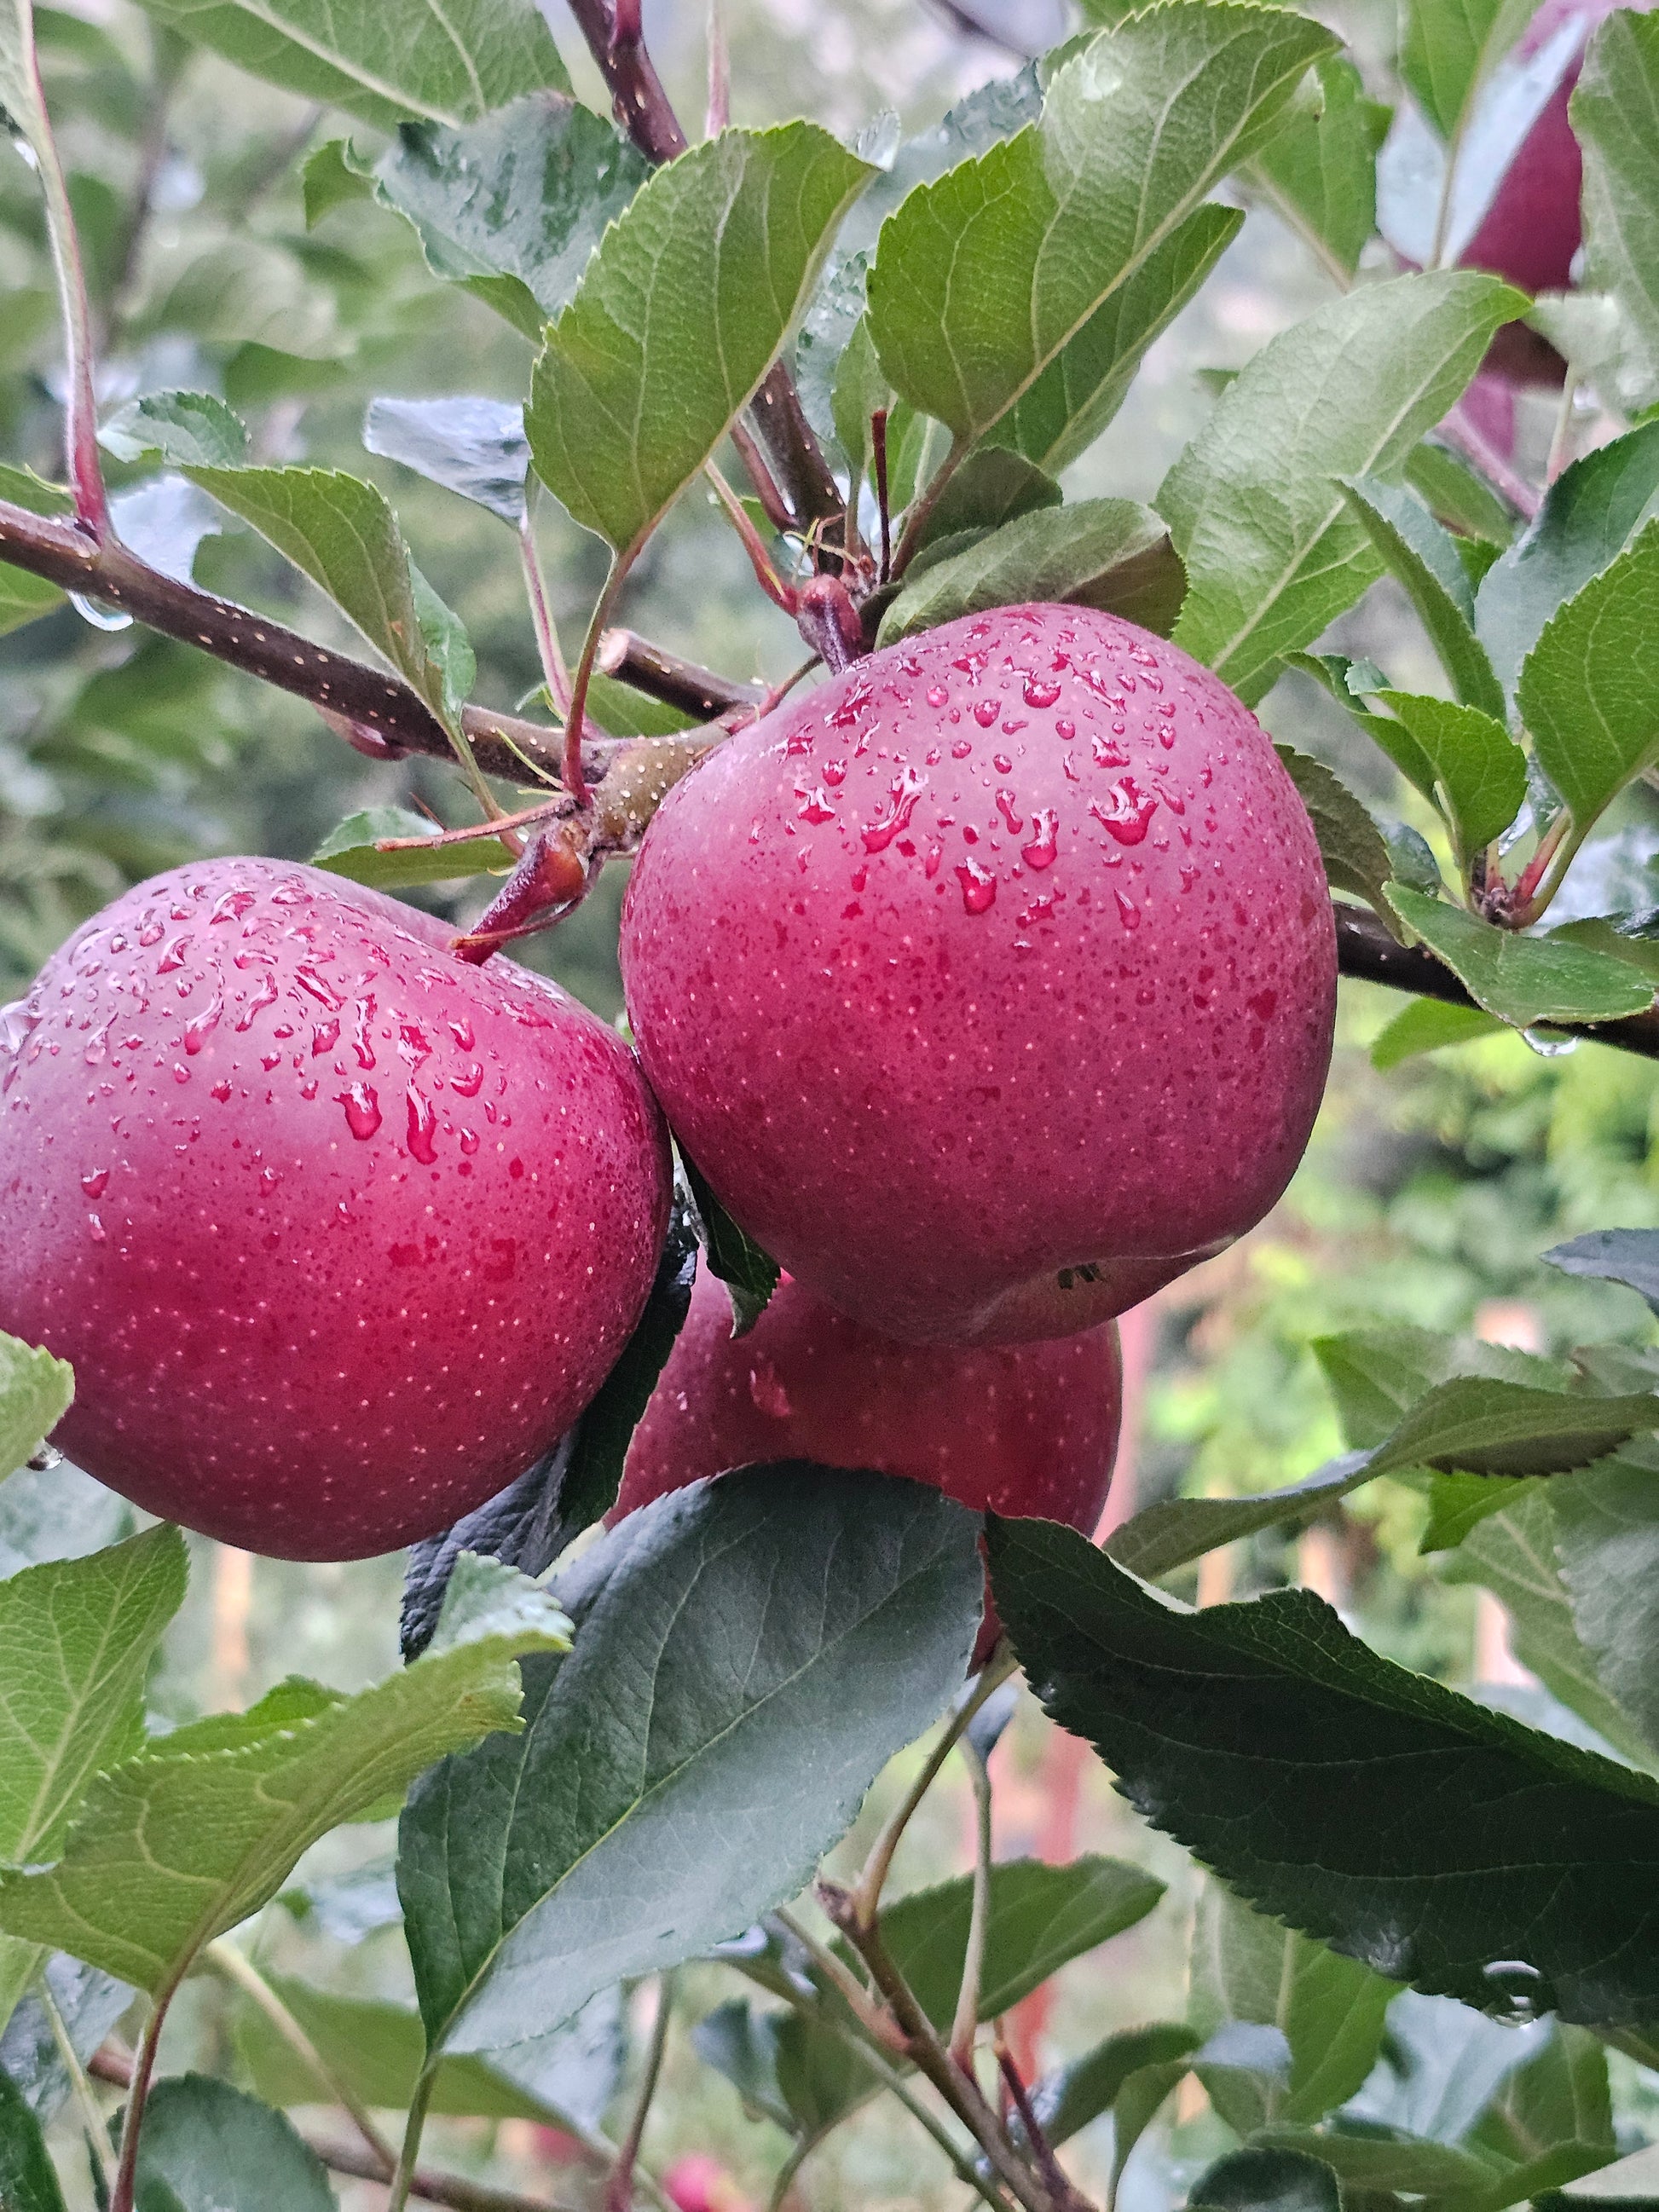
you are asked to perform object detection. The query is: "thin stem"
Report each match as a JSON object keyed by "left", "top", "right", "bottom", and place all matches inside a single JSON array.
[
  {"left": 107, "top": 28, "right": 184, "bottom": 342},
  {"left": 110, "top": 1985, "right": 176, "bottom": 2212},
  {"left": 888, "top": 436, "right": 968, "bottom": 580},
  {"left": 1442, "top": 399, "right": 1540, "bottom": 522},
  {"left": 24, "top": 38, "right": 107, "bottom": 530},
  {"left": 598, "top": 627, "right": 766, "bottom": 719},
  {"left": 520, "top": 505, "right": 573, "bottom": 717},
  {"left": 872, "top": 408, "right": 893, "bottom": 584},
  {"left": 202, "top": 1938, "right": 399, "bottom": 2174},
  {"left": 565, "top": 560, "right": 634, "bottom": 800},
  {"left": 387, "top": 2068, "right": 438, "bottom": 2212},
  {"left": 705, "top": 461, "right": 798, "bottom": 611},
  {"left": 997, "top": 2041, "right": 1087, "bottom": 2212},
  {"left": 851, "top": 1644, "right": 1017, "bottom": 1926},
  {"left": 37, "top": 1972, "right": 114, "bottom": 2193},
  {"left": 950, "top": 1737, "right": 995, "bottom": 2069},
  {"left": 604, "top": 1973, "right": 675, "bottom": 2212},
  {"left": 1545, "top": 366, "right": 1580, "bottom": 483},
  {"left": 705, "top": 0, "right": 729, "bottom": 135}
]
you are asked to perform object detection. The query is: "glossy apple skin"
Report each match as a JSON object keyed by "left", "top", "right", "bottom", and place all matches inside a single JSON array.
[
  {"left": 614, "top": 1264, "right": 1122, "bottom": 1536},
  {"left": 0, "top": 858, "right": 670, "bottom": 1558},
  {"left": 620, "top": 604, "right": 1335, "bottom": 1346}
]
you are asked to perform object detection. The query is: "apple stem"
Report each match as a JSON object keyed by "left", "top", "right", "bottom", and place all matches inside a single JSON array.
[
  {"left": 385, "top": 2068, "right": 437, "bottom": 2212},
  {"left": 24, "top": 23, "right": 110, "bottom": 536},
  {"left": 603, "top": 1972, "right": 675, "bottom": 2211},
  {"left": 108, "top": 1982, "right": 176, "bottom": 2212},
  {"left": 872, "top": 407, "right": 894, "bottom": 583},
  {"left": 519, "top": 503, "right": 574, "bottom": 719},
  {"left": 949, "top": 1732, "right": 994, "bottom": 2068},
  {"left": 796, "top": 573, "right": 866, "bottom": 673}
]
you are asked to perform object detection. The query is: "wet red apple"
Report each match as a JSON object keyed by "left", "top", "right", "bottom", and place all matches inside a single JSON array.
[
  {"left": 613, "top": 1262, "right": 1121, "bottom": 1533},
  {"left": 0, "top": 857, "right": 669, "bottom": 1557},
  {"left": 620, "top": 604, "right": 1335, "bottom": 1347}
]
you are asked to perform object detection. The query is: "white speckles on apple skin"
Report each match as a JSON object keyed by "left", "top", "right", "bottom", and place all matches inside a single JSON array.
[{"left": 0, "top": 857, "right": 670, "bottom": 1558}]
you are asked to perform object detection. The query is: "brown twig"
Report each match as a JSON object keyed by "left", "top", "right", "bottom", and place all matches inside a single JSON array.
[
  {"left": 598, "top": 629, "right": 766, "bottom": 719},
  {"left": 604, "top": 1974, "right": 674, "bottom": 2212}
]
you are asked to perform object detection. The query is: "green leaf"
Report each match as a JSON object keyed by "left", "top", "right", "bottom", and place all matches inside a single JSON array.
[
  {"left": 1574, "top": 11, "right": 1659, "bottom": 414},
  {"left": 879, "top": 500, "right": 1183, "bottom": 645},
  {"left": 0, "top": 1528, "right": 187, "bottom": 1868},
  {"left": 866, "top": 6, "right": 1333, "bottom": 453},
  {"left": 311, "top": 807, "right": 514, "bottom": 891},
  {"left": 1368, "top": 1376, "right": 1659, "bottom": 1480},
  {"left": 693, "top": 1995, "right": 872, "bottom": 2137},
  {"left": 1422, "top": 1468, "right": 1531, "bottom": 1552},
  {"left": 1399, "top": 0, "right": 1535, "bottom": 139},
  {"left": 128, "top": 0, "right": 570, "bottom": 130},
  {"left": 400, "top": 1468, "right": 983, "bottom": 2057},
  {"left": 985, "top": 204, "right": 1243, "bottom": 477},
  {"left": 1518, "top": 517, "right": 1659, "bottom": 846},
  {"left": 1384, "top": 889, "right": 1655, "bottom": 1027},
  {"left": 371, "top": 97, "right": 650, "bottom": 342},
  {"left": 1371, "top": 996, "right": 1507, "bottom": 1069},
  {"left": 1191, "top": 2146, "right": 1341, "bottom": 2212},
  {"left": 1273, "top": 746, "right": 1399, "bottom": 932},
  {"left": 1546, "top": 1228, "right": 1659, "bottom": 1314},
  {"left": 679, "top": 1152, "right": 778, "bottom": 1337},
  {"left": 1475, "top": 420, "right": 1659, "bottom": 706},
  {"left": 0, "top": 1559, "right": 569, "bottom": 1995},
  {"left": 914, "top": 448, "right": 1060, "bottom": 549},
  {"left": 1551, "top": 1458, "right": 1659, "bottom": 1757},
  {"left": 0, "top": 2064, "right": 66, "bottom": 2212},
  {"left": 0, "top": 1331, "right": 72, "bottom": 1482},
  {"left": 1365, "top": 692, "right": 1526, "bottom": 867},
  {"left": 236, "top": 1974, "right": 622, "bottom": 2128},
  {"left": 0, "top": 566, "right": 65, "bottom": 638},
  {"left": 1336, "top": 479, "right": 1506, "bottom": 721},
  {"left": 1250, "top": 2127, "right": 1495, "bottom": 2200},
  {"left": 828, "top": 305, "right": 891, "bottom": 497},
  {"left": 300, "top": 137, "right": 373, "bottom": 227},
  {"left": 1106, "top": 1453, "right": 1373, "bottom": 1584},
  {"left": 184, "top": 465, "right": 469, "bottom": 733},
  {"left": 131, "top": 2075, "right": 334, "bottom": 2212},
  {"left": 1191, "top": 1880, "right": 1398, "bottom": 2132},
  {"left": 1439, "top": 1486, "right": 1656, "bottom": 1767},
  {"left": 0, "top": 464, "right": 72, "bottom": 518},
  {"left": 1246, "top": 55, "right": 1389, "bottom": 280},
  {"left": 1029, "top": 2022, "right": 1199, "bottom": 2150},
  {"left": 867, "top": 1856, "right": 1165, "bottom": 2030},
  {"left": 1163, "top": 272, "right": 1523, "bottom": 703},
  {"left": 363, "top": 397, "right": 527, "bottom": 527},
  {"left": 100, "top": 390, "right": 249, "bottom": 469},
  {"left": 986, "top": 1513, "right": 1659, "bottom": 2026},
  {"left": 527, "top": 125, "right": 873, "bottom": 559},
  {"left": 1407, "top": 436, "right": 1521, "bottom": 549}
]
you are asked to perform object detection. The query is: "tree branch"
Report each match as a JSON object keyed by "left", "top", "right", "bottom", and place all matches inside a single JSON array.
[{"left": 598, "top": 628, "right": 766, "bottom": 718}]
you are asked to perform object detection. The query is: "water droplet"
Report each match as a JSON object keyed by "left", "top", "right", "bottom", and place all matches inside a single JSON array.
[
  {"left": 925, "top": 684, "right": 949, "bottom": 707},
  {"left": 1021, "top": 810, "right": 1059, "bottom": 869},
  {"left": 1055, "top": 717, "right": 1075, "bottom": 741},
  {"left": 336, "top": 1082, "right": 382, "bottom": 1140},
  {"left": 1023, "top": 675, "right": 1061, "bottom": 709},
  {"left": 69, "top": 592, "right": 133, "bottom": 632},
  {"left": 995, "top": 788, "right": 1023, "bottom": 835},
  {"left": 459, "top": 1128, "right": 479, "bottom": 1156},
  {"left": 951, "top": 738, "right": 973, "bottom": 760},
  {"left": 155, "top": 934, "right": 193, "bottom": 974},
  {"left": 81, "top": 1167, "right": 109, "bottom": 1198},
  {"left": 973, "top": 698, "right": 999, "bottom": 729},
  {"left": 296, "top": 966, "right": 343, "bottom": 1012},
  {"left": 183, "top": 994, "right": 223, "bottom": 1054},
  {"left": 796, "top": 788, "right": 837, "bottom": 823},
  {"left": 234, "top": 971, "right": 278, "bottom": 1031},
  {"left": 406, "top": 1084, "right": 438, "bottom": 1164},
  {"left": 863, "top": 765, "right": 926, "bottom": 854},
  {"left": 1114, "top": 888, "right": 1140, "bottom": 930},
  {"left": 1, "top": 1000, "right": 38, "bottom": 1056},
  {"left": 452, "top": 1062, "right": 484, "bottom": 1097},
  {"left": 84, "top": 1018, "right": 113, "bottom": 1067},
  {"left": 1482, "top": 1960, "right": 1544, "bottom": 2022},
  {"left": 172, "top": 1063, "right": 190, "bottom": 1084},
  {"left": 136, "top": 918, "right": 165, "bottom": 948},
  {"left": 209, "top": 888, "right": 256, "bottom": 926},
  {"left": 1523, "top": 1028, "right": 1579, "bottom": 1058},
  {"left": 956, "top": 859, "right": 997, "bottom": 914},
  {"left": 397, "top": 1020, "right": 432, "bottom": 1068},
  {"left": 86, "top": 1212, "right": 107, "bottom": 1242},
  {"left": 1092, "top": 778, "right": 1159, "bottom": 846},
  {"left": 350, "top": 996, "right": 377, "bottom": 1069},
  {"left": 448, "top": 1015, "right": 474, "bottom": 1050},
  {"left": 211, "top": 1078, "right": 232, "bottom": 1102},
  {"left": 299, "top": 1077, "right": 318, "bottom": 1100}
]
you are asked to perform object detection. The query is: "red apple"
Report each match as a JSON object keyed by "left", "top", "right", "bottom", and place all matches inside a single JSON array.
[
  {"left": 0, "top": 857, "right": 669, "bottom": 1558},
  {"left": 613, "top": 1262, "right": 1122, "bottom": 1534},
  {"left": 619, "top": 604, "right": 1335, "bottom": 1347}
]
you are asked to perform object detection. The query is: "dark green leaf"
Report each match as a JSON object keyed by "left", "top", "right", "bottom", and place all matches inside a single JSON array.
[
  {"left": 312, "top": 807, "right": 514, "bottom": 891},
  {"left": 679, "top": 1153, "right": 779, "bottom": 1337},
  {"left": 528, "top": 125, "right": 872, "bottom": 559},
  {"left": 915, "top": 448, "right": 1059, "bottom": 549},
  {"left": 1365, "top": 692, "right": 1527, "bottom": 863},
  {"left": 0, "top": 1330, "right": 72, "bottom": 1482},
  {"left": 879, "top": 500, "right": 1182, "bottom": 645},
  {"left": 1273, "top": 747, "right": 1399, "bottom": 932},
  {"left": 1251, "top": 2126, "right": 1495, "bottom": 2199},
  {"left": 1476, "top": 421, "right": 1659, "bottom": 707},
  {"left": 1029, "top": 2022, "right": 1199, "bottom": 2150},
  {"left": 363, "top": 397, "right": 528, "bottom": 526},
  {"left": 128, "top": 0, "right": 571, "bottom": 130},
  {"left": 1546, "top": 1230, "right": 1659, "bottom": 1314},
  {"left": 1107, "top": 1453, "right": 1373, "bottom": 1583},
  {"left": 1574, "top": 11, "right": 1659, "bottom": 415},
  {"left": 987, "top": 1513, "right": 1659, "bottom": 2025},
  {"left": 1336, "top": 479, "right": 1506, "bottom": 720},
  {"left": 1518, "top": 517, "right": 1659, "bottom": 844},
  {"left": 0, "top": 2065, "right": 66, "bottom": 2212},
  {"left": 1162, "top": 273, "right": 1523, "bottom": 703},
  {"left": 371, "top": 97, "right": 650, "bottom": 342},
  {"left": 985, "top": 205, "right": 1242, "bottom": 476},
  {"left": 131, "top": 2075, "right": 334, "bottom": 2212},
  {"left": 399, "top": 1468, "right": 983, "bottom": 2056},
  {"left": 1552, "top": 1458, "right": 1659, "bottom": 1757},
  {"left": 1399, "top": 0, "right": 1534, "bottom": 139},
  {"left": 1384, "top": 889, "right": 1655, "bottom": 1027},
  {"left": 236, "top": 1974, "right": 622, "bottom": 2129},
  {"left": 1407, "top": 436, "right": 1520, "bottom": 548},
  {"left": 1246, "top": 55, "right": 1389, "bottom": 280},
  {"left": 100, "top": 390, "right": 248, "bottom": 469},
  {"left": 867, "top": 8, "right": 1332, "bottom": 455},
  {"left": 1371, "top": 996, "right": 1507, "bottom": 1069},
  {"left": 1369, "top": 1375, "right": 1659, "bottom": 1477},
  {"left": 838, "top": 68, "right": 1043, "bottom": 263},
  {"left": 1190, "top": 2146, "right": 1340, "bottom": 2212},
  {"left": 691, "top": 2000, "right": 797, "bottom": 2132}
]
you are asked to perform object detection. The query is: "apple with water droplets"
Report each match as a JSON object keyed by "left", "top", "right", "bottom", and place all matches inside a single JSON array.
[
  {"left": 620, "top": 604, "right": 1335, "bottom": 1346},
  {"left": 613, "top": 1262, "right": 1121, "bottom": 1546},
  {"left": 0, "top": 857, "right": 670, "bottom": 1557}
]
